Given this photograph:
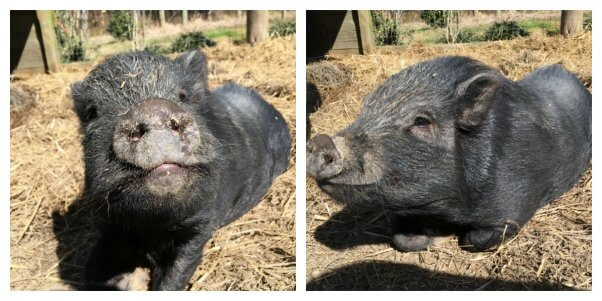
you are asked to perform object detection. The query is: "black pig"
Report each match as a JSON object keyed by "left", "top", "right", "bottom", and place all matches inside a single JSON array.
[
  {"left": 307, "top": 56, "right": 591, "bottom": 252},
  {"left": 72, "top": 50, "right": 290, "bottom": 290}
]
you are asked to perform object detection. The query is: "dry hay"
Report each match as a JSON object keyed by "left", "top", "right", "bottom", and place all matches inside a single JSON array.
[
  {"left": 10, "top": 35, "right": 296, "bottom": 291},
  {"left": 306, "top": 32, "right": 592, "bottom": 290}
]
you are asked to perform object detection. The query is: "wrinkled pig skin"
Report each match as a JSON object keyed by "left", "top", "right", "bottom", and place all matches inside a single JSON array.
[
  {"left": 72, "top": 50, "right": 291, "bottom": 290},
  {"left": 308, "top": 56, "right": 591, "bottom": 252}
]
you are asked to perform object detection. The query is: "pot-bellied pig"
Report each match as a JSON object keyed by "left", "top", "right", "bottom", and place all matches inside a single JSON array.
[
  {"left": 72, "top": 50, "right": 290, "bottom": 290},
  {"left": 307, "top": 56, "right": 591, "bottom": 252}
]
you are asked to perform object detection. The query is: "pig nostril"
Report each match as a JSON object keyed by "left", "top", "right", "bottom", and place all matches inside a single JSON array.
[
  {"left": 129, "top": 124, "right": 146, "bottom": 142},
  {"left": 170, "top": 119, "right": 182, "bottom": 133}
]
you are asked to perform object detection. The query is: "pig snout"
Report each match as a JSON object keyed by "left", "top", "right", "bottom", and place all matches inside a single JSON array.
[
  {"left": 307, "top": 134, "right": 343, "bottom": 180},
  {"left": 113, "top": 98, "right": 202, "bottom": 171}
]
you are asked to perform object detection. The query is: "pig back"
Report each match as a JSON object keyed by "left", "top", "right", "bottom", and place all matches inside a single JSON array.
[
  {"left": 520, "top": 65, "right": 591, "bottom": 205},
  {"left": 209, "top": 83, "right": 291, "bottom": 226}
]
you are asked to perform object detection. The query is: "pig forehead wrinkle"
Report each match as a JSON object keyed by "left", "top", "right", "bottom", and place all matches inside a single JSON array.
[{"left": 83, "top": 57, "right": 185, "bottom": 107}]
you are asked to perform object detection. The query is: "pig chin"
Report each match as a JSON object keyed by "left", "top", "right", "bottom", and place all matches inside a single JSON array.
[{"left": 144, "top": 163, "right": 193, "bottom": 196}]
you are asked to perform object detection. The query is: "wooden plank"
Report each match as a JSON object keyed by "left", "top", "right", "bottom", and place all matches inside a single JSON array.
[
  {"left": 36, "top": 10, "right": 61, "bottom": 73},
  {"left": 11, "top": 11, "right": 45, "bottom": 72},
  {"left": 355, "top": 10, "right": 375, "bottom": 54},
  {"left": 331, "top": 11, "right": 360, "bottom": 52},
  {"left": 307, "top": 10, "right": 348, "bottom": 58},
  {"left": 330, "top": 49, "right": 362, "bottom": 55},
  {"left": 17, "top": 26, "right": 46, "bottom": 70}
]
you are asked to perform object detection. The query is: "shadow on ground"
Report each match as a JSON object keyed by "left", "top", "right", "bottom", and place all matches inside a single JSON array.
[
  {"left": 311, "top": 206, "right": 581, "bottom": 290},
  {"left": 51, "top": 197, "right": 99, "bottom": 290},
  {"left": 313, "top": 205, "right": 393, "bottom": 250},
  {"left": 307, "top": 261, "right": 579, "bottom": 290}
]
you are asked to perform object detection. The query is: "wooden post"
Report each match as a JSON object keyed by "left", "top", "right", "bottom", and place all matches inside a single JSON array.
[
  {"left": 355, "top": 10, "right": 375, "bottom": 54},
  {"left": 561, "top": 10, "right": 584, "bottom": 38},
  {"left": 132, "top": 10, "right": 138, "bottom": 50},
  {"left": 247, "top": 10, "right": 269, "bottom": 46},
  {"left": 159, "top": 10, "right": 166, "bottom": 27},
  {"left": 182, "top": 10, "right": 188, "bottom": 26},
  {"left": 35, "top": 10, "right": 61, "bottom": 73}
]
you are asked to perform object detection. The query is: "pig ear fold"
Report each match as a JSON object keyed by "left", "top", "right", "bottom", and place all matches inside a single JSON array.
[
  {"left": 176, "top": 50, "right": 208, "bottom": 90},
  {"left": 71, "top": 81, "right": 98, "bottom": 124},
  {"left": 456, "top": 73, "right": 501, "bottom": 130}
]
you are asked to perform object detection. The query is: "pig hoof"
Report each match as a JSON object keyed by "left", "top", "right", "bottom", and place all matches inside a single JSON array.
[
  {"left": 391, "top": 233, "right": 434, "bottom": 252},
  {"left": 460, "top": 228, "right": 511, "bottom": 252},
  {"left": 107, "top": 267, "right": 151, "bottom": 291}
]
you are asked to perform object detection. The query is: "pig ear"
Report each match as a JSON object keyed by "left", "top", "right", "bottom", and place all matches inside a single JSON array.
[
  {"left": 176, "top": 50, "right": 208, "bottom": 90},
  {"left": 456, "top": 73, "right": 501, "bottom": 129},
  {"left": 71, "top": 81, "right": 98, "bottom": 124}
]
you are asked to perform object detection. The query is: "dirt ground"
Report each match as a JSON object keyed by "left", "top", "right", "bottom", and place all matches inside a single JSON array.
[
  {"left": 10, "top": 35, "right": 296, "bottom": 290},
  {"left": 306, "top": 31, "right": 592, "bottom": 290}
]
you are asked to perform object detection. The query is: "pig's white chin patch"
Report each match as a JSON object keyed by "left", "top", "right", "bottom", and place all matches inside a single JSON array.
[{"left": 145, "top": 165, "right": 190, "bottom": 196}]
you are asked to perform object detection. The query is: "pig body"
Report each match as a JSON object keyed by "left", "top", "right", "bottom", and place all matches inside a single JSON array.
[
  {"left": 307, "top": 56, "right": 591, "bottom": 252},
  {"left": 72, "top": 51, "right": 290, "bottom": 290}
]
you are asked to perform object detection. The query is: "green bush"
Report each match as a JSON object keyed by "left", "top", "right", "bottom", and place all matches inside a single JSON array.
[
  {"left": 143, "top": 44, "right": 168, "bottom": 55},
  {"left": 483, "top": 21, "right": 529, "bottom": 41},
  {"left": 583, "top": 14, "right": 592, "bottom": 31},
  {"left": 371, "top": 11, "right": 401, "bottom": 46},
  {"left": 170, "top": 32, "right": 216, "bottom": 52},
  {"left": 270, "top": 19, "right": 296, "bottom": 37},
  {"left": 53, "top": 11, "right": 86, "bottom": 62},
  {"left": 420, "top": 10, "right": 446, "bottom": 28},
  {"left": 455, "top": 30, "right": 482, "bottom": 43},
  {"left": 107, "top": 11, "right": 133, "bottom": 40}
]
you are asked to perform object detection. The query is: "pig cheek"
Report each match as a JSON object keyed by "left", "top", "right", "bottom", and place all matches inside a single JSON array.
[{"left": 409, "top": 125, "right": 436, "bottom": 142}]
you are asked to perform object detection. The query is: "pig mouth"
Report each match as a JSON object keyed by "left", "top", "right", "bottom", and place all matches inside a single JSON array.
[
  {"left": 143, "top": 162, "right": 195, "bottom": 196},
  {"left": 149, "top": 162, "right": 187, "bottom": 176}
]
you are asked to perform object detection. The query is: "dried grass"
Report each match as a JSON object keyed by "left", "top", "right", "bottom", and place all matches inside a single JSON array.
[
  {"left": 306, "top": 32, "right": 592, "bottom": 290},
  {"left": 10, "top": 35, "right": 296, "bottom": 291}
]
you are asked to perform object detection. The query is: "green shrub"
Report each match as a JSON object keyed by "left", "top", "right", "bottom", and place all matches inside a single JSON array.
[
  {"left": 143, "top": 44, "right": 168, "bottom": 55},
  {"left": 420, "top": 10, "right": 446, "bottom": 28},
  {"left": 371, "top": 11, "right": 401, "bottom": 46},
  {"left": 455, "top": 30, "right": 482, "bottom": 43},
  {"left": 270, "top": 19, "right": 296, "bottom": 37},
  {"left": 107, "top": 11, "right": 133, "bottom": 40},
  {"left": 583, "top": 14, "right": 592, "bottom": 31},
  {"left": 53, "top": 11, "right": 86, "bottom": 62},
  {"left": 170, "top": 32, "right": 216, "bottom": 52},
  {"left": 483, "top": 21, "right": 529, "bottom": 41}
]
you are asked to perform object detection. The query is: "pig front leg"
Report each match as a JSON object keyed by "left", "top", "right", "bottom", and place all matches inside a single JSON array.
[
  {"left": 460, "top": 225, "right": 520, "bottom": 251},
  {"left": 390, "top": 214, "right": 454, "bottom": 252},
  {"left": 390, "top": 215, "right": 437, "bottom": 252},
  {"left": 84, "top": 226, "right": 150, "bottom": 290},
  {"left": 150, "top": 228, "right": 212, "bottom": 290}
]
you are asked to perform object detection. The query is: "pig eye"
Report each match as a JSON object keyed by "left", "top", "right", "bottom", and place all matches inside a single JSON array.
[{"left": 413, "top": 116, "right": 431, "bottom": 127}]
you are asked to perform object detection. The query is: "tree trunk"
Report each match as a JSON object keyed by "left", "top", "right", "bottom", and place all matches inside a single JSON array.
[
  {"left": 182, "top": 10, "right": 188, "bottom": 26},
  {"left": 561, "top": 10, "right": 584, "bottom": 38},
  {"left": 446, "top": 10, "right": 460, "bottom": 44},
  {"left": 132, "top": 11, "right": 145, "bottom": 51},
  {"left": 159, "top": 10, "right": 165, "bottom": 27},
  {"left": 246, "top": 10, "right": 269, "bottom": 46}
]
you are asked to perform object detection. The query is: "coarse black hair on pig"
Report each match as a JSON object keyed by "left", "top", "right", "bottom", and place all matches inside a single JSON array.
[
  {"left": 308, "top": 56, "right": 591, "bottom": 252},
  {"left": 71, "top": 50, "right": 290, "bottom": 290}
]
